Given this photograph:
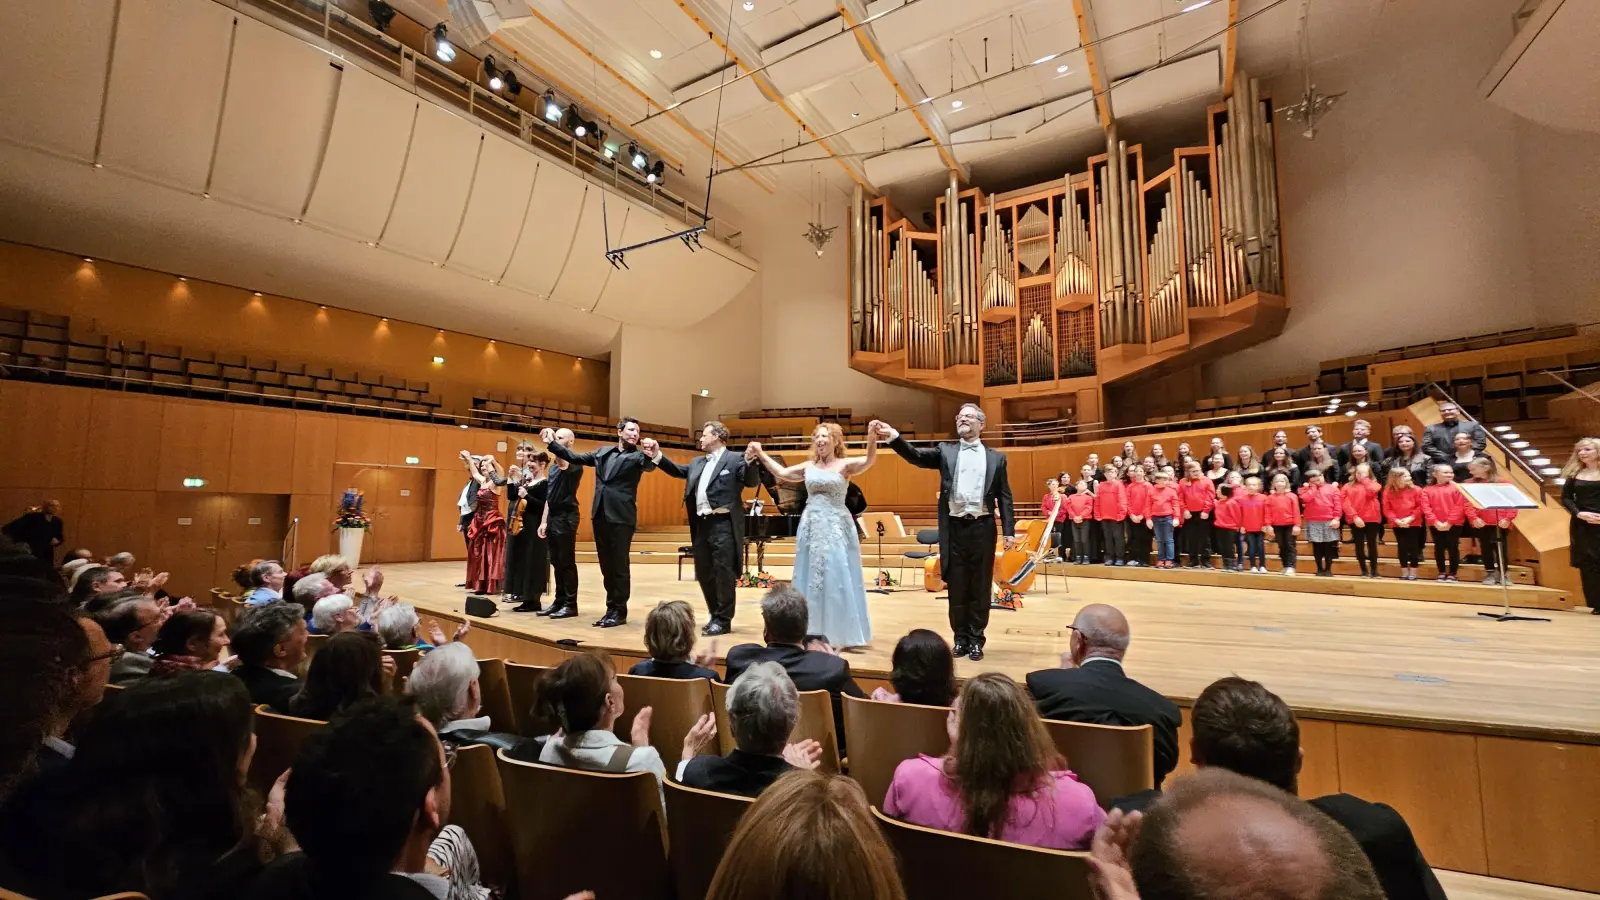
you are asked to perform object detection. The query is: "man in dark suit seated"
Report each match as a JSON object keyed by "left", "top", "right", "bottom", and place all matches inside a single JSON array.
[
  {"left": 725, "top": 585, "right": 866, "bottom": 753},
  {"left": 1025, "top": 603, "right": 1182, "bottom": 786},
  {"left": 676, "top": 661, "right": 822, "bottom": 797},
  {"left": 1111, "top": 677, "right": 1446, "bottom": 900},
  {"left": 231, "top": 602, "right": 308, "bottom": 710}
]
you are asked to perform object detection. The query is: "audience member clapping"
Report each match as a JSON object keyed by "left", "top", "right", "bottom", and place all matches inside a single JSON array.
[
  {"left": 151, "top": 608, "right": 231, "bottom": 677},
  {"left": 230, "top": 602, "right": 308, "bottom": 708},
  {"left": 68, "top": 564, "right": 126, "bottom": 610},
  {"left": 0, "top": 672, "right": 294, "bottom": 900},
  {"left": 885, "top": 672, "right": 1104, "bottom": 850},
  {"left": 282, "top": 631, "right": 389, "bottom": 720},
  {"left": 678, "top": 661, "right": 822, "bottom": 797},
  {"left": 93, "top": 595, "right": 165, "bottom": 684},
  {"left": 870, "top": 628, "right": 957, "bottom": 706},
  {"left": 628, "top": 599, "right": 720, "bottom": 681},
  {"left": 407, "top": 642, "right": 529, "bottom": 754},
  {"left": 309, "top": 593, "right": 361, "bottom": 635},
  {"left": 704, "top": 770, "right": 907, "bottom": 900},
  {"left": 535, "top": 651, "right": 665, "bottom": 784},
  {"left": 378, "top": 602, "right": 468, "bottom": 651},
  {"left": 291, "top": 572, "right": 337, "bottom": 609}
]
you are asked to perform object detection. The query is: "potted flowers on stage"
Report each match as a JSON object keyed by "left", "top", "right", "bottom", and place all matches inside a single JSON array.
[{"left": 333, "top": 488, "right": 372, "bottom": 568}]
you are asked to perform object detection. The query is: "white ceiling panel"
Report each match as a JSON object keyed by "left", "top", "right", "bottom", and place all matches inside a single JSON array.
[
  {"left": 500, "top": 165, "right": 587, "bottom": 297},
  {"left": 302, "top": 65, "right": 417, "bottom": 242},
  {"left": 766, "top": 36, "right": 870, "bottom": 97},
  {"left": 868, "top": 0, "right": 1021, "bottom": 55},
  {"left": 594, "top": 204, "right": 757, "bottom": 326},
  {"left": 0, "top": 0, "right": 115, "bottom": 161},
  {"left": 549, "top": 189, "right": 627, "bottom": 310},
  {"left": 209, "top": 16, "right": 341, "bottom": 217},
  {"left": 97, "top": 0, "right": 234, "bottom": 191},
  {"left": 1483, "top": 0, "right": 1600, "bottom": 134},
  {"left": 674, "top": 72, "right": 772, "bottom": 126},
  {"left": 381, "top": 104, "right": 483, "bottom": 263},
  {"left": 1106, "top": 50, "right": 1221, "bottom": 118},
  {"left": 447, "top": 134, "right": 541, "bottom": 279}
]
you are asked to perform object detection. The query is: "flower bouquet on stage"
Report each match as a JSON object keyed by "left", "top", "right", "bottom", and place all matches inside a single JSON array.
[{"left": 333, "top": 488, "right": 372, "bottom": 568}]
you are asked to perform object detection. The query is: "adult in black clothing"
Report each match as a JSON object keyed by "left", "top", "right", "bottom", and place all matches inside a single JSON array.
[
  {"left": 1109, "top": 676, "right": 1446, "bottom": 900},
  {"left": 231, "top": 601, "right": 309, "bottom": 710},
  {"left": 654, "top": 422, "right": 761, "bottom": 634},
  {"left": 724, "top": 585, "right": 866, "bottom": 753},
  {"left": 1421, "top": 401, "right": 1487, "bottom": 465},
  {"left": 1, "top": 499, "right": 63, "bottom": 566},
  {"left": 504, "top": 444, "right": 550, "bottom": 612},
  {"left": 0, "top": 554, "right": 90, "bottom": 800},
  {"left": 541, "top": 418, "right": 663, "bottom": 627},
  {"left": 872, "top": 628, "right": 958, "bottom": 706},
  {"left": 1339, "top": 418, "right": 1386, "bottom": 468},
  {"left": 677, "top": 661, "right": 821, "bottom": 797},
  {"left": 880, "top": 404, "right": 1016, "bottom": 661},
  {"left": 1561, "top": 437, "right": 1600, "bottom": 612},
  {"left": 1293, "top": 423, "right": 1326, "bottom": 472},
  {"left": 1205, "top": 437, "right": 1234, "bottom": 472},
  {"left": 629, "top": 600, "right": 721, "bottom": 681},
  {"left": 536, "top": 428, "right": 584, "bottom": 620},
  {"left": 1024, "top": 603, "right": 1181, "bottom": 787}
]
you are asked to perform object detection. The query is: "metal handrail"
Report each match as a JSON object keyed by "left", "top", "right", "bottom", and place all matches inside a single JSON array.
[
  {"left": 1536, "top": 364, "right": 1600, "bottom": 406},
  {"left": 282, "top": 517, "right": 299, "bottom": 568}
]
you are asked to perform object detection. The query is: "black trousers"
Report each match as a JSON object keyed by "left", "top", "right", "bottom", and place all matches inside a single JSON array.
[
  {"left": 1581, "top": 565, "right": 1600, "bottom": 611},
  {"left": 1051, "top": 521, "right": 1068, "bottom": 555},
  {"left": 1310, "top": 542, "right": 1339, "bottom": 573},
  {"left": 1467, "top": 524, "right": 1503, "bottom": 575},
  {"left": 1126, "top": 520, "right": 1152, "bottom": 564},
  {"left": 1394, "top": 527, "right": 1425, "bottom": 568},
  {"left": 592, "top": 515, "right": 636, "bottom": 618},
  {"left": 1349, "top": 523, "right": 1380, "bottom": 574},
  {"left": 1431, "top": 526, "right": 1460, "bottom": 575},
  {"left": 1100, "top": 520, "right": 1126, "bottom": 562},
  {"left": 693, "top": 514, "right": 739, "bottom": 626},
  {"left": 1071, "top": 521, "right": 1095, "bottom": 558},
  {"left": 548, "top": 530, "right": 580, "bottom": 610},
  {"left": 1184, "top": 517, "right": 1211, "bottom": 566},
  {"left": 505, "top": 530, "right": 549, "bottom": 606},
  {"left": 946, "top": 516, "right": 997, "bottom": 648},
  {"left": 1273, "top": 525, "right": 1298, "bottom": 568},
  {"left": 1213, "top": 525, "right": 1236, "bottom": 566}
]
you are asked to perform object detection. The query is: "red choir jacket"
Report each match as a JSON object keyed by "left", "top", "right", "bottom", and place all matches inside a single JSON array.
[
  {"left": 1094, "top": 479, "right": 1129, "bottom": 521},
  {"left": 1265, "top": 492, "right": 1302, "bottom": 527},
  {"left": 1341, "top": 478, "right": 1381, "bottom": 525},
  {"left": 1065, "top": 492, "right": 1096, "bottom": 522},
  {"left": 1179, "top": 478, "right": 1217, "bottom": 517},
  {"left": 1146, "top": 484, "right": 1181, "bottom": 518},
  {"left": 1236, "top": 494, "right": 1268, "bottom": 532},
  {"left": 1422, "top": 482, "right": 1468, "bottom": 528},
  {"left": 1041, "top": 492, "right": 1069, "bottom": 523},
  {"left": 1464, "top": 477, "right": 1520, "bottom": 527},
  {"left": 1125, "top": 481, "right": 1152, "bottom": 520},
  {"left": 1383, "top": 486, "right": 1425, "bottom": 527},
  {"left": 1298, "top": 483, "right": 1343, "bottom": 524},
  {"left": 1213, "top": 497, "right": 1243, "bottom": 530}
]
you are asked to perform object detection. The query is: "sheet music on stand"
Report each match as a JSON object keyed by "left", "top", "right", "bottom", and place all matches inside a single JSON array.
[{"left": 1455, "top": 482, "right": 1546, "bottom": 623}]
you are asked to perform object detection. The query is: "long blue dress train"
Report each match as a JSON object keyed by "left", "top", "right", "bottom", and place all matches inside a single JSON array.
[{"left": 791, "top": 467, "right": 873, "bottom": 648}]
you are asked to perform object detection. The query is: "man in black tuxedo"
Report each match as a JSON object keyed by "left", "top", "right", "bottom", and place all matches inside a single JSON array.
[
  {"left": 542, "top": 418, "right": 661, "bottom": 628},
  {"left": 1338, "top": 418, "right": 1385, "bottom": 468},
  {"left": 1110, "top": 677, "right": 1446, "bottom": 900},
  {"left": 654, "top": 421, "right": 761, "bottom": 636},
  {"left": 1025, "top": 603, "right": 1182, "bottom": 786},
  {"left": 1293, "top": 423, "right": 1326, "bottom": 471},
  {"left": 725, "top": 585, "right": 865, "bottom": 753},
  {"left": 536, "top": 428, "right": 584, "bottom": 620},
  {"left": 881, "top": 404, "right": 1015, "bottom": 661}
]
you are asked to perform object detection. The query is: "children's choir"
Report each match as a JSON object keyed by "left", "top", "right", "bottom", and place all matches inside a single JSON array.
[{"left": 1037, "top": 422, "right": 1515, "bottom": 581}]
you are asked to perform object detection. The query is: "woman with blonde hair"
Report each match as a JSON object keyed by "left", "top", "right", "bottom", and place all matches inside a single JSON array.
[
  {"left": 749, "top": 422, "right": 881, "bottom": 648},
  {"left": 1561, "top": 437, "right": 1600, "bottom": 612},
  {"left": 705, "top": 770, "right": 906, "bottom": 900}
]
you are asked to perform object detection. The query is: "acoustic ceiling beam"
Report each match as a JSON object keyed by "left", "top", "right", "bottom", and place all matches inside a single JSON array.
[
  {"left": 1071, "top": 0, "right": 1114, "bottom": 128},
  {"left": 1223, "top": 0, "right": 1241, "bottom": 96},
  {"left": 835, "top": 0, "right": 967, "bottom": 180}
]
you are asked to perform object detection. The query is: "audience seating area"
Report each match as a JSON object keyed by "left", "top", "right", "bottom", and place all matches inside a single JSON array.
[{"left": 1316, "top": 323, "right": 1581, "bottom": 394}]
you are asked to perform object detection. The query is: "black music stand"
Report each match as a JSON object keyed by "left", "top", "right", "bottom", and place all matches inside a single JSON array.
[
  {"left": 867, "top": 520, "right": 892, "bottom": 594},
  {"left": 1459, "top": 483, "right": 1546, "bottom": 623}
]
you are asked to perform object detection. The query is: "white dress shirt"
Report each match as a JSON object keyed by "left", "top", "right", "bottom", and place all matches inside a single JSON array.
[
  {"left": 697, "top": 447, "right": 727, "bottom": 516},
  {"left": 950, "top": 439, "right": 987, "bottom": 517}
]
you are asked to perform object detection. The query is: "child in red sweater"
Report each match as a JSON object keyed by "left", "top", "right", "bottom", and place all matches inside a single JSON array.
[
  {"left": 1298, "top": 469, "right": 1344, "bottom": 577},
  {"left": 1125, "top": 465, "right": 1153, "bottom": 567},
  {"left": 1065, "top": 481, "right": 1097, "bottom": 565},
  {"left": 1465, "top": 456, "right": 1519, "bottom": 585},
  {"left": 1095, "top": 464, "right": 1130, "bottom": 566},
  {"left": 1146, "top": 470, "right": 1181, "bottom": 568},
  {"left": 1237, "top": 476, "right": 1269, "bottom": 572},
  {"left": 1265, "top": 472, "right": 1302, "bottom": 575},
  {"left": 1341, "top": 463, "right": 1383, "bottom": 578},
  {"left": 1041, "top": 478, "right": 1069, "bottom": 561},
  {"left": 1422, "top": 464, "right": 1467, "bottom": 581},
  {"left": 1213, "top": 484, "right": 1243, "bottom": 571},
  {"left": 1383, "top": 468, "right": 1426, "bottom": 580},
  {"left": 1178, "top": 460, "right": 1217, "bottom": 569}
]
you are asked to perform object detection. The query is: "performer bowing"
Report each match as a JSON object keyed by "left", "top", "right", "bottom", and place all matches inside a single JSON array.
[
  {"left": 536, "top": 428, "right": 583, "bottom": 620},
  {"left": 655, "top": 422, "right": 762, "bottom": 636},
  {"left": 881, "top": 404, "right": 1015, "bottom": 662},
  {"left": 541, "top": 418, "right": 661, "bottom": 628}
]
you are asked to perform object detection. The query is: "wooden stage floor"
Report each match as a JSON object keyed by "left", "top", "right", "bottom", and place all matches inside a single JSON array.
[{"left": 388, "top": 560, "right": 1600, "bottom": 741}]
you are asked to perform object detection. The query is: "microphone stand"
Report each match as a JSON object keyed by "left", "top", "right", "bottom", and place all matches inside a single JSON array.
[{"left": 868, "top": 520, "right": 891, "bottom": 594}]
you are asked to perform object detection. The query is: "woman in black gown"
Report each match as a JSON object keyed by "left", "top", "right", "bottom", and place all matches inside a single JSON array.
[
  {"left": 505, "top": 447, "right": 551, "bottom": 613},
  {"left": 1560, "top": 437, "right": 1600, "bottom": 613}
]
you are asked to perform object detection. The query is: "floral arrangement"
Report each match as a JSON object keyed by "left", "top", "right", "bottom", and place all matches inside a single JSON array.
[
  {"left": 873, "top": 570, "right": 898, "bottom": 588},
  {"left": 990, "top": 588, "right": 1024, "bottom": 611},
  {"left": 737, "top": 570, "right": 777, "bottom": 589},
  {"left": 333, "top": 489, "right": 373, "bottom": 531}
]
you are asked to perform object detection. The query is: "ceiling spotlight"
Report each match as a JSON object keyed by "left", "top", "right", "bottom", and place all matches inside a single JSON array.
[
  {"left": 368, "top": 0, "right": 396, "bottom": 32},
  {"left": 252, "top": 291, "right": 262, "bottom": 297},
  {"left": 629, "top": 144, "right": 646, "bottom": 169},
  {"left": 920, "top": 96, "right": 933, "bottom": 104},
  {"left": 82, "top": 257, "right": 92, "bottom": 263},
  {"left": 485, "top": 56, "right": 503, "bottom": 91},
  {"left": 1057, "top": 64, "right": 1070, "bottom": 74},
  {"left": 564, "top": 108, "right": 590, "bottom": 137},
  {"left": 178, "top": 277, "right": 187, "bottom": 282},
  {"left": 951, "top": 99, "right": 963, "bottom": 109},
  {"left": 433, "top": 23, "right": 455, "bottom": 63},
  {"left": 743, "top": 1, "right": 755, "bottom": 9},
  {"left": 603, "top": 145, "right": 616, "bottom": 159},
  {"left": 650, "top": 49, "right": 663, "bottom": 59},
  {"left": 1330, "top": 397, "right": 1341, "bottom": 404},
  {"left": 645, "top": 160, "right": 665, "bottom": 184},
  {"left": 502, "top": 69, "right": 521, "bottom": 96},
  {"left": 543, "top": 91, "right": 562, "bottom": 122},
  {"left": 851, "top": 112, "right": 860, "bottom": 118}
]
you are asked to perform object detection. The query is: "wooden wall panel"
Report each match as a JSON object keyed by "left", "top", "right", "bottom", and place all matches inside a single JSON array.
[
  {"left": 149, "top": 492, "right": 228, "bottom": 598},
  {"left": 387, "top": 423, "right": 439, "bottom": 468},
  {"left": 227, "top": 407, "right": 297, "bottom": 493},
  {"left": 156, "top": 401, "right": 235, "bottom": 491},
  {"left": 287, "top": 493, "right": 334, "bottom": 564},
  {"left": 82, "top": 393, "right": 163, "bottom": 489},
  {"left": 1334, "top": 723, "right": 1487, "bottom": 874},
  {"left": 897, "top": 459, "right": 941, "bottom": 508},
  {"left": 216, "top": 494, "right": 291, "bottom": 586},
  {"left": 75, "top": 489, "right": 155, "bottom": 564},
  {"left": 1477, "top": 736, "right": 1600, "bottom": 891},
  {"left": 0, "top": 383, "right": 89, "bottom": 488},
  {"left": 335, "top": 418, "right": 391, "bottom": 465},
  {"left": 291, "top": 413, "right": 339, "bottom": 495},
  {"left": 1297, "top": 718, "right": 1341, "bottom": 799}
]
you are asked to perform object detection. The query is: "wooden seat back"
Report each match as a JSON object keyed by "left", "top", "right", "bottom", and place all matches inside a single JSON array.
[
  {"left": 1041, "top": 718, "right": 1154, "bottom": 806},
  {"left": 663, "top": 780, "right": 754, "bottom": 900},
  {"left": 842, "top": 694, "right": 951, "bottom": 808},
  {"left": 446, "top": 744, "right": 513, "bottom": 895},
  {"left": 615, "top": 673, "right": 715, "bottom": 772},
  {"left": 711, "top": 681, "right": 840, "bottom": 774},
  {"left": 872, "top": 807, "right": 1093, "bottom": 900},
  {"left": 475, "top": 658, "right": 518, "bottom": 734},
  {"left": 249, "top": 705, "right": 325, "bottom": 796},
  {"left": 495, "top": 751, "right": 670, "bottom": 900},
  {"left": 504, "top": 662, "right": 549, "bottom": 736},
  {"left": 383, "top": 647, "right": 422, "bottom": 688},
  {"left": 301, "top": 633, "right": 329, "bottom": 676}
]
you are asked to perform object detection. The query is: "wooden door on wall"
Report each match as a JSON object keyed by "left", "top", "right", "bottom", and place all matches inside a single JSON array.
[
  {"left": 151, "top": 492, "right": 228, "bottom": 599},
  {"left": 332, "top": 464, "right": 433, "bottom": 564},
  {"left": 214, "top": 495, "right": 290, "bottom": 589}
]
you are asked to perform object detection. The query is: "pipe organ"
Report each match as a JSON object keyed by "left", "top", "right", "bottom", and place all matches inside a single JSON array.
[
  {"left": 1146, "top": 185, "right": 1184, "bottom": 343},
  {"left": 1180, "top": 158, "right": 1216, "bottom": 309},
  {"left": 942, "top": 176, "right": 978, "bottom": 366},
  {"left": 1215, "top": 71, "right": 1283, "bottom": 301},
  {"left": 906, "top": 241, "right": 940, "bottom": 371},
  {"left": 885, "top": 231, "right": 905, "bottom": 353},
  {"left": 1096, "top": 129, "right": 1145, "bottom": 349},
  {"left": 1055, "top": 183, "right": 1094, "bottom": 297},
  {"left": 980, "top": 196, "right": 1017, "bottom": 310}
]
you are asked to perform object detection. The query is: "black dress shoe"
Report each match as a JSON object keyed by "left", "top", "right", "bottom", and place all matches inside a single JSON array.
[
  {"left": 548, "top": 606, "right": 578, "bottom": 620},
  {"left": 968, "top": 646, "right": 985, "bottom": 661},
  {"left": 455, "top": 582, "right": 467, "bottom": 588},
  {"left": 596, "top": 616, "right": 626, "bottom": 628},
  {"left": 512, "top": 603, "right": 542, "bottom": 613},
  {"left": 953, "top": 640, "right": 972, "bottom": 658},
  {"left": 703, "top": 622, "right": 730, "bottom": 636},
  {"left": 536, "top": 605, "right": 560, "bottom": 617}
]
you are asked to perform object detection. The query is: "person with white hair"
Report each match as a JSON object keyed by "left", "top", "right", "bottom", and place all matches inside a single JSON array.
[
  {"left": 406, "top": 642, "right": 529, "bottom": 753},
  {"left": 291, "top": 573, "right": 337, "bottom": 608},
  {"left": 309, "top": 594, "right": 360, "bottom": 635},
  {"left": 676, "top": 661, "right": 823, "bottom": 797},
  {"left": 377, "top": 602, "right": 469, "bottom": 651}
]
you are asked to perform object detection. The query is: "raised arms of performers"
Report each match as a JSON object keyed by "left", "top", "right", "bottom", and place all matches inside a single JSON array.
[
  {"left": 748, "top": 441, "right": 807, "bottom": 483},
  {"left": 539, "top": 429, "right": 599, "bottom": 467},
  {"left": 838, "top": 421, "right": 882, "bottom": 477},
  {"left": 876, "top": 421, "right": 940, "bottom": 467}
]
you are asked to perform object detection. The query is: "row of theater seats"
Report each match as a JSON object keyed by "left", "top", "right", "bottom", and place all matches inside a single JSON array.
[
  {"left": 468, "top": 395, "right": 691, "bottom": 447},
  {"left": 1315, "top": 323, "right": 1582, "bottom": 393},
  {"left": 239, "top": 658, "right": 1150, "bottom": 900}
]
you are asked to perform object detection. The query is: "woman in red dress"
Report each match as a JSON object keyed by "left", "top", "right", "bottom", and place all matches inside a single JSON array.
[{"left": 463, "top": 455, "right": 508, "bottom": 594}]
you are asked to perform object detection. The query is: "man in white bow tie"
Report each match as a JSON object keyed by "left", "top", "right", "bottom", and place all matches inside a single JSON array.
[{"left": 655, "top": 422, "right": 762, "bottom": 635}]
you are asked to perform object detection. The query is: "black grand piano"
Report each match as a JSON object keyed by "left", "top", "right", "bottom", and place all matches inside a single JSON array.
[{"left": 741, "top": 465, "right": 866, "bottom": 572}]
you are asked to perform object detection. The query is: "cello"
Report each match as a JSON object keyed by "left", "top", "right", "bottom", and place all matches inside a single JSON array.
[{"left": 992, "top": 492, "right": 1063, "bottom": 607}]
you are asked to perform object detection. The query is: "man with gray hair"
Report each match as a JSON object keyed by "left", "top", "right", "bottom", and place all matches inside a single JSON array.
[
  {"left": 292, "top": 572, "right": 337, "bottom": 608},
  {"left": 1026, "top": 603, "right": 1181, "bottom": 786},
  {"left": 879, "top": 403, "right": 1015, "bottom": 661},
  {"left": 243, "top": 560, "right": 287, "bottom": 606},
  {"left": 405, "top": 642, "right": 529, "bottom": 753},
  {"left": 676, "top": 661, "right": 823, "bottom": 796},
  {"left": 654, "top": 420, "right": 761, "bottom": 635},
  {"left": 232, "top": 601, "right": 308, "bottom": 709}
]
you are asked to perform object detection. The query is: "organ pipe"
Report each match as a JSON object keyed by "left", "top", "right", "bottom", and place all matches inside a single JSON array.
[
  {"left": 1055, "top": 181, "right": 1093, "bottom": 297},
  {"left": 1215, "top": 70, "right": 1282, "bottom": 300},
  {"left": 886, "top": 235, "right": 904, "bottom": 353},
  {"left": 1096, "top": 128, "right": 1145, "bottom": 348},
  {"left": 1146, "top": 187, "right": 1183, "bottom": 342},
  {"left": 981, "top": 195, "right": 1016, "bottom": 309},
  {"left": 850, "top": 185, "right": 864, "bottom": 350}
]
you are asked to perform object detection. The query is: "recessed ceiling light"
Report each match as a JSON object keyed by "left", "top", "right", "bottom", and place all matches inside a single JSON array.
[
  {"left": 650, "top": 49, "right": 662, "bottom": 58},
  {"left": 1057, "top": 64, "right": 1069, "bottom": 74},
  {"left": 1032, "top": 54, "right": 1057, "bottom": 65},
  {"left": 851, "top": 112, "right": 860, "bottom": 118},
  {"left": 742, "top": 0, "right": 754, "bottom": 9},
  {"left": 951, "top": 100, "right": 963, "bottom": 109}
]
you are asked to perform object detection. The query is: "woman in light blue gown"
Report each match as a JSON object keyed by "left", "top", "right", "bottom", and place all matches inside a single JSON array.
[{"left": 749, "top": 421, "right": 881, "bottom": 649}]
